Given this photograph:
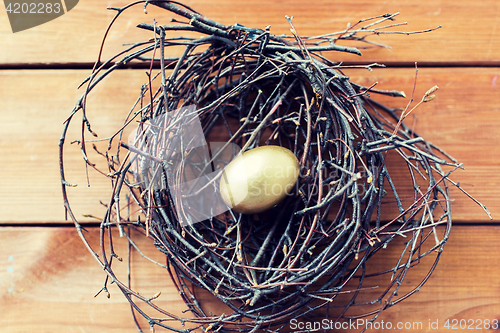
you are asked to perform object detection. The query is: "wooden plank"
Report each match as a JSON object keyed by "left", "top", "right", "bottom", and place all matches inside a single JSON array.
[
  {"left": 347, "top": 67, "right": 499, "bottom": 223},
  {"left": 0, "top": 225, "right": 499, "bottom": 332},
  {"left": 0, "top": 0, "right": 499, "bottom": 65},
  {"left": 0, "top": 227, "right": 195, "bottom": 332},
  {"left": 0, "top": 68, "right": 496, "bottom": 223},
  {"left": 328, "top": 225, "right": 500, "bottom": 333},
  {"left": 0, "top": 70, "right": 146, "bottom": 223}
]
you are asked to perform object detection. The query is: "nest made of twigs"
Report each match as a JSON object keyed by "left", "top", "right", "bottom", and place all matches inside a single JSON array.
[{"left": 59, "top": 2, "right": 487, "bottom": 332}]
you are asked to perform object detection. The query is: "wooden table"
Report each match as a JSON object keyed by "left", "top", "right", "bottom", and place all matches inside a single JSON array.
[{"left": 1, "top": 1, "right": 499, "bottom": 332}]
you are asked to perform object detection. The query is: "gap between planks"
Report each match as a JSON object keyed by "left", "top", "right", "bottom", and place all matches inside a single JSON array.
[
  {"left": 1, "top": 61, "right": 500, "bottom": 70},
  {"left": 0, "top": 221, "right": 498, "bottom": 228}
]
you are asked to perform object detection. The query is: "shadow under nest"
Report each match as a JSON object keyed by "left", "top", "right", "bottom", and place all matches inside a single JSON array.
[{"left": 58, "top": 1, "right": 482, "bottom": 332}]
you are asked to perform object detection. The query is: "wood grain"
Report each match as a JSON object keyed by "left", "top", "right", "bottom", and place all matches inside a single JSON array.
[
  {"left": 0, "top": 0, "right": 499, "bottom": 65},
  {"left": 347, "top": 67, "right": 500, "bottom": 223},
  {"left": 0, "top": 70, "right": 145, "bottom": 223},
  {"left": 0, "top": 68, "right": 497, "bottom": 223},
  {"left": 1, "top": 226, "right": 499, "bottom": 332},
  {"left": 0, "top": 227, "right": 193, "bottom": 332}
]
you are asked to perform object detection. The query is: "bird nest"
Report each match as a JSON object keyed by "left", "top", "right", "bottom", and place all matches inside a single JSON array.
[{"left": 59, "top": 1, "right": 487, "bottom": 332}]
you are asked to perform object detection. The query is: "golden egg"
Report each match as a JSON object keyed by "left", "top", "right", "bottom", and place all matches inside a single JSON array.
[{"left": 219, "top": 145, "right": 300, "bottom": 214}]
